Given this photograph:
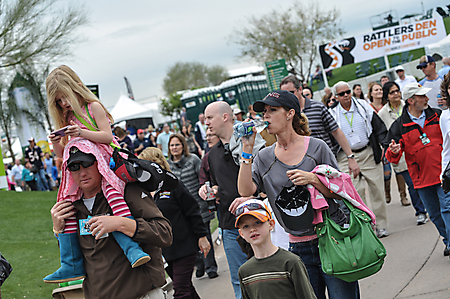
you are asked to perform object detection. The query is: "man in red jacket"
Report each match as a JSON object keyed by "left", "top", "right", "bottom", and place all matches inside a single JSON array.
[{"left": 386, "top": 82, "right": 450, "bottom": 257}]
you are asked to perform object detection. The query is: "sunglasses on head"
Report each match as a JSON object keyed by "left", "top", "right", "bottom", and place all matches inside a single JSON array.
[
  {"left": 235, "top": 202, "right": 270, "bottom": 217},
  {"left": 67, "top": 160, "right": 95, "bottom": 172},
  {"left": 337, "top": 90, "right": 351, "bottom": 97}
]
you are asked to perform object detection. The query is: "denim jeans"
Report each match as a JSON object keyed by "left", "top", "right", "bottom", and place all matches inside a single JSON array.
[
  {"left": 289, "top": 239, "right": 360, "bottom": 299},
  {"left": 398, "top": 170, "right": 426, "bottom": 215},
  {"left": 222, "top": 228, "right": 247, "bottom": 299},
  {"left": 35, "top": 168, "right": 49, "bottom": 191},
  {"left": 417, "top": 184, "right": 450, "bottom": 246}
]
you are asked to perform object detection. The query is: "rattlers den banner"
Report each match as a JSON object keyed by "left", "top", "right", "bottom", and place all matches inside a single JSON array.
[{"left": 319, "top": 18, "right": 446, "bottom": 71}]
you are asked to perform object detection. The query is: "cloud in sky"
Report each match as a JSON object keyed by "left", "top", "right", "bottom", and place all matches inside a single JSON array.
[{"left": 52, "top": 0, "right": 444, "bottom": 108}]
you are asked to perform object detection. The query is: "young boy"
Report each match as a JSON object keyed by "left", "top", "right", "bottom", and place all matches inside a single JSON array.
[
  {"left": 22, "top": 162, "right": 37, "bottom": 191},
  {"left": 236, "top": 199, "right": 316, "bottom": 299}
]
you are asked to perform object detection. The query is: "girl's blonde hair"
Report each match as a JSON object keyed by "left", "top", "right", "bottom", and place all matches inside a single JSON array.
[
  {"left": 46, "top": 65, "right": 114, "bottom": 132},
  {"left": 138, "top": 147, "right": 171, "bottom": 172}
]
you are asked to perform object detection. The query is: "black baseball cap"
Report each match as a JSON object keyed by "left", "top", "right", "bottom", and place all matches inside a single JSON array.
[
  {"left": 66, "top": 146, "right": 96, "bottom": 168},
  {"left": 253, "top": 90, "right": 301, "bottom": 115},
  {"left": 416, "top": 55, "right": 435, "bottom": 69}
]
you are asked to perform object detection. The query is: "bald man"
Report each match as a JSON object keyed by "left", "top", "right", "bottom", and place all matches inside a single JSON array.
[
  {"left": 200, "top": 101, "right": 248, "bottom": 299},
  {"left": 438, "top": 56, "right": 450, "bottom": 78}
]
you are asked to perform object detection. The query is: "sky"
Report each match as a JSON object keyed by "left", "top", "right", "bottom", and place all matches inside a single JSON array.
[{"left": 52, "top": 0, "right": 446, "bottom": 109}]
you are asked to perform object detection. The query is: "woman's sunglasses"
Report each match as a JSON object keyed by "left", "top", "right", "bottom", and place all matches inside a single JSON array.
[
  {"left": 235, "top": 202, "right": 270, "bottom": 217},
  {"left": 67, "top": 160, "right": 96, "bottom": 172}
]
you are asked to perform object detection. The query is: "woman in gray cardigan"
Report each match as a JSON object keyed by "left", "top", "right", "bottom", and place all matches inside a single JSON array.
[{"left": 168, "top": 133, "right": 219, "bottom": 279}]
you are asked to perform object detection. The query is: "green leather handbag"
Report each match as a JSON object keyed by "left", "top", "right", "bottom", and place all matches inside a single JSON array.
[{"left": 316, "top": 199, "right": 387, "bottom": 282}]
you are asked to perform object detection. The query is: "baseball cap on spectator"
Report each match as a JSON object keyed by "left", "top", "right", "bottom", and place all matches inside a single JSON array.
[
  {"left": 137, "top": 129, "right": 144, "bottom": 134},
  {"left": 28, "top": 137, "right": 34, "bottom": 142},
  {"left": 416, "top": 55, "right": 435, "bottom": 69},
  {"left": 402, "top": 82, "right": 432, "bottom": 100},
  {"left": 235, "top": 199, "right": 272, "bottom": 228},
  {"left": 395, "top": 65, "right": 404, "bottom": 72},
  {"left": 233, "top": 108, "right": 244, "bottom": 115},
  {"left": 66, "top": 146, "right": 96, "bottom": 169},
  {"left": 253, "top": 90, "right": 301, "bottom": 115}
]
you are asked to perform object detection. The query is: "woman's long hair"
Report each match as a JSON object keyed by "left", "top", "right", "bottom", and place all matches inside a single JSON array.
[
  {"left": 352, "top": 84, "right": 365, "bottom": 99},
  {"left": 46, "top": 65, "right": 114, "bottom": 133},
  {"left": 382, "top": 81, "right": 400, "bottom": 103},
  {"left": 367, "top": 82, "right": 387, "bottom": 105},
  {"left": 282, "top": 107, "right": 311, "bottom": 136},
  {"left": 441, "top": 72, "right": 450, "bottom": 108},
  {"left": 168, "top": 133, "right": 190, "bottom": 159}
]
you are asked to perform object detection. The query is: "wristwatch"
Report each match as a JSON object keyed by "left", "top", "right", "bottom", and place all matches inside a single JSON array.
[{"left": 347, "top": 154, "right": 355, "bottom": 159}]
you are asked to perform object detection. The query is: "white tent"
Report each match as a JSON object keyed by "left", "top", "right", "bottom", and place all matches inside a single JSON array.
[
  {"left": 426, "top": 34, "right": 450, "bottom": 58},
  {"left": 110, "top": 95, "right": 153, "bottom": 123}
]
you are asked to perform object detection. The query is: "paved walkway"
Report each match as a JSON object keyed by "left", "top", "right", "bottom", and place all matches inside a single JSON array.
[{"left": 168, "top": 182, "right": 450, "bottom": 299}]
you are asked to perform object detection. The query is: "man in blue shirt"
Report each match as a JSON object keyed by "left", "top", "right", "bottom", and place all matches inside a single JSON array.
[
  {"left": 438, "top": 57, "right": 450, "bottom": 78},
  {"left": 133, "top": 129, "right": 152, "bottom": 155},
  {"left": 156, "top": 124, "right": 172, "bottom": 157}
]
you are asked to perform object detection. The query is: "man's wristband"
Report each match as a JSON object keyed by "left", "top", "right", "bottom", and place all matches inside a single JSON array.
[{"left": 347, "top": 154, "right": 355, "bottom": 159}]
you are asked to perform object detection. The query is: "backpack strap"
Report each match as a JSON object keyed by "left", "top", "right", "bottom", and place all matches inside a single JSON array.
[{"left": 72, "top": 105, "right": 119, "bottom": 149}]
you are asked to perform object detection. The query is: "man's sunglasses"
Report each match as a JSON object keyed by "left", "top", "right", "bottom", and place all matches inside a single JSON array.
[
  {"left": 235, "top": 202, "right": 271, "bottom": 217},
  {"left": 336, "top": 90, "right": 351, "bottom": 97},
  {"left": 67, "top": 160, "right": 95, "bottom": 172},
  {"left": 417, "top": 64, "right": 429, "bottom": 70}
]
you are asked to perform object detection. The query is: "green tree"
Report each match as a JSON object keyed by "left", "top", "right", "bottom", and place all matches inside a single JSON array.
[
  {"left": 159, "top": 93, "right": 182, "bottom": 118},
  {"left": 0, "top": 0, "right": 88, "bottom": 68},
  {"left": 231, "top": 2, "right": 344, "bottom": 83},
  {"left": 162, "top": 62, "right": 228, "bottom": 96},
  {"left": 0, "top": 0, "right": 88, "bottom": 158},
  {"left": 8, "top": 63, "right": 52, "bottom": 132},
  {"left": 0, "top": 84, "right": 16, "bottom": 159}
]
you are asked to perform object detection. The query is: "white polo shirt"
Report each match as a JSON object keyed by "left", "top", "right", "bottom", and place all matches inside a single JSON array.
[{"left": 338, "top": 102, "right": 370, "bottom": 150}]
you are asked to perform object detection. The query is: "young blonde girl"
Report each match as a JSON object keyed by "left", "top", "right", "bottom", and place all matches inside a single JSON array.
[{"left": 44, "top": 65, "right": 150, "bottom": 283}]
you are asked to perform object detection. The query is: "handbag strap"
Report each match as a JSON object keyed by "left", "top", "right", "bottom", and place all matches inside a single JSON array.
[{"left": 73, "top": 104, "right": 119, "bottom": 149}]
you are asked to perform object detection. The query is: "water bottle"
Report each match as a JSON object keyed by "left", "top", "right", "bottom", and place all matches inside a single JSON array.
[
  {"left": 233, "top": 119, "right": 268, "bottom": 138},
  {"left": 205, "top": 182, "right": 217, "bottom": 212},
  {"left": 438, "top": 94, "right": 443, "bottom": 108}
]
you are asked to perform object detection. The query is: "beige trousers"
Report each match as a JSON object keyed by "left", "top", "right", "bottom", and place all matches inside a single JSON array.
[{"left": 337, "top": 146, "right": 388, "bottom": 230}]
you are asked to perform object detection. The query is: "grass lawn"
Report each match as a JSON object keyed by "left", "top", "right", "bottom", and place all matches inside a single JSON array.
[{"left": 0, "top": 190, "right": 60, "bottom": 299}]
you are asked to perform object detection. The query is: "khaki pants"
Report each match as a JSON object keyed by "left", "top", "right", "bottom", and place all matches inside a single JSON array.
[
  {"left": 139, "top": 288, "right": 165, "bottom": 299},
  {"left": 337, "top": 146, "right": 388, "bottom": 230}
]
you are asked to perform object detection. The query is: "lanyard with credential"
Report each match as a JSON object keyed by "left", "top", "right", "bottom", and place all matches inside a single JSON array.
[
  {"left": 343, "top": 112, "right": 354, "bottom": 132},
  {"left": 390, "top": 105, "right": 401, "bottom": 117}
]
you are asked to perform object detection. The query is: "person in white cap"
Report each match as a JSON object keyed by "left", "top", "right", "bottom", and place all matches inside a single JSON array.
[
  {"left": 386, "top": 82, "right": 450, "bottom": 257},
  {"left": 394, "top": 65, "right": 417, "bottom": 91},
  {"left": 233, "top": 108, "right": 245, "bottom": 123}
]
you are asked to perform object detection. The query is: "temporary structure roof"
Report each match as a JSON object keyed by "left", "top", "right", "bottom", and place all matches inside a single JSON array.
[{"left": 110, "top": 95, "right": 153, "bottom": 123}]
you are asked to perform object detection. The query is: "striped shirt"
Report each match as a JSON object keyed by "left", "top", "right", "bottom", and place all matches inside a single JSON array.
[
  {"left": 238, "top": 248, "right": 316, "bottom": 299},
  {"left": 302, "top": 98, "right": 340, "bottom": 155}
]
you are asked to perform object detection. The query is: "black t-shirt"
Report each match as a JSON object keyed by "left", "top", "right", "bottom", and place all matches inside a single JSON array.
[
  {"left": 24, "top": 146, "right": 43, "bottom": 169},
  {"left": 208, "top": 140, "right": 241, "bottom": 230}
]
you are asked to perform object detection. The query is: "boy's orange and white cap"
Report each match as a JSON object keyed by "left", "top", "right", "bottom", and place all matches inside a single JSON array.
[{"left": 235, "top": 199, "right": 272, "bottom": 228}]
